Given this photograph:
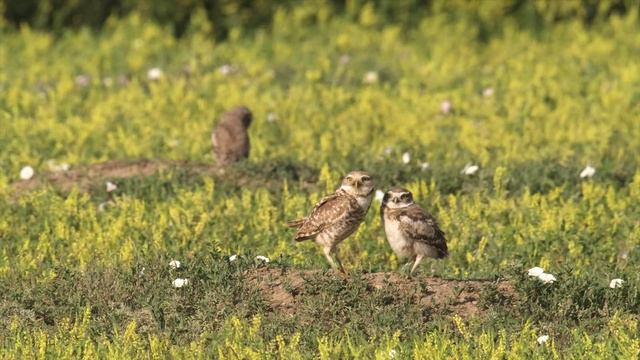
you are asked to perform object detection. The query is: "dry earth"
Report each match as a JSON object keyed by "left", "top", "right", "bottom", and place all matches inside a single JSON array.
[{"left": 246, "top": 267, "right": 514, "bottom": 318}]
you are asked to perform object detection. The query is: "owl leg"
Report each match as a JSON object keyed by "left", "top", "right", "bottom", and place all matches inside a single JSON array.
[
  {"left": 409, "top": 255, "right": 424, "bottom": 276},
  {"left": 333, "top": 248, "right": 346, "bottom": 273},
  {"left": 322, "top": 246, "right": 340, "bottom": 271}
]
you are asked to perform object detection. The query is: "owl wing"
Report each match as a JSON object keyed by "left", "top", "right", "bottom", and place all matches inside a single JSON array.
[
  {"left": 289, "top": 193, "right": 355, "bottom": 241},
  {"left": 398, "top": 205, "right": 448, "bottom": 258}
]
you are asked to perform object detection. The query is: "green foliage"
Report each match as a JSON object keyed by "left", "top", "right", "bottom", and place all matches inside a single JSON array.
[{"left": 1, "top": 4, "right": 640, "bottom": 358}]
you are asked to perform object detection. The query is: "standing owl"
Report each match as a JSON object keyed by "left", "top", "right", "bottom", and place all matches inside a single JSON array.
[
  {"left": 287, "top": 171, "right": 375, "bottom": 272},
  {"left": 380, "top": 187, "right": 448, "bottom": 276},
  {"left": 211, "top": 106, "right": 252, "bottom": 166}
]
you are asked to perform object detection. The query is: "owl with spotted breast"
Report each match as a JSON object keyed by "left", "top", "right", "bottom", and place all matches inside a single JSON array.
[
  {"left": 211, "top": 106, "right": 252, "bottom": 166},
  {"left": 381, "top": 187, "right": 448, "bottom": 276},
  {"left": 286, "top": 171, "right": 375, "bottom": 272}
]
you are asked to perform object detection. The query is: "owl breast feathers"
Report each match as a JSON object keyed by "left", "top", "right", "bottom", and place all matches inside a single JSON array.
[{"left": 383, "top": 204, "right": 448, "bottom": 258}]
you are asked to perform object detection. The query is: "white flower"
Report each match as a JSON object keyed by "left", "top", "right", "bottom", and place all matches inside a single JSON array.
[
  {"left": 267, "top": 112, "right": 278, "bottom": 123},
  {"left": 147, "top": 67, "right": 163, "bottom": 81},
  {"left": 218, "top": 64, "right": 234, "bottom": 76},
  {"left": 169, "top": 260, "right": 181, "bottom": 269},
  {"left": 609, "top": 278, "right": 624, "bottom": 289},
  {"left": 537, "top": 273, "right": 557, "bottom": 284},
  {"left": 461, "top": 163, "right": 479, "bottom": 175},
  {"left": 172, "top": 278, "right": 189, "bottom": 288},
  {"left": 527, "top": 267, "right": 545, "bottom": 277},
  {"left": 388, "top": 349, "right": 397, "bottom": 358},
  {"left": 402, "top": 152, "right": 411, "bottom": 164},
  {"left": 483, "top": 87, "right": 494, "bottom": 97},
  {"left": 19, "top": 166, "right": 34, "bottom": 180},
  {"left": 255, "top": 255, "right": 270, "bottom": 263},
  {"left": 374, "top": 190, "right": 385, "bottom": 203},
  {"left": 580, "top": 165, "right": 596, "bottom": 179},
  {"left": 97, "top": 202, "right": 109, "bottom": 212},
  {"left": 229, "top": 254, "right": 238, "bottom": 262},
  {"left": 106, "top": 181, "right": 117, "bottom": 192},
  {"left": 419, "top": 162, "right": 430, "bottom": 171},
  {"left": 46, "top": 160, "right": 70, "bottom": 172},
  {"left": 363, "top": 71, "right": 379, "bottom": 84},
  {"left": 74, "top": 74, "right": 91, "bottom": 87},
  {"left": 339, "top": 54, "right": 351, "bottom": 65},
  {"left": 537, "top": 335, "right": 549, "bottom": 345},
  {"left": 440, "top": 100, "right": 452, "bottom": 114}
]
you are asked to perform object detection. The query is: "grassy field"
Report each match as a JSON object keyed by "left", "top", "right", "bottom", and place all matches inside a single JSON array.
[{"left": 1, "top": 4, "right": 640, "bottom": 358}]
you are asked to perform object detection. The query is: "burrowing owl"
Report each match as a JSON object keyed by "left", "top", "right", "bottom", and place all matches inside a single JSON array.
[
  {"left": 287, "top": 171, "right": 375, "bottom": 272},
  {"left": 380, "top": 187, "right": 448, "bottom": 275},
  {"left": 211, "top": 106, "right": 252, "bottom": 166}
]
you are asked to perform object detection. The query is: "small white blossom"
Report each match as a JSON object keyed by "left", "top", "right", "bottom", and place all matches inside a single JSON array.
[
  {"left": 383, "top": 147, "right": 393, "bottom": 156},
  {"left": 19, "top": 166, "right": 34, "bottom": 180},
  {"left": 440, "top": 100, "right": 452, "bottom": 114},
  {"left": 419, "top": 162, "right": 430, "bottom": 171},
  {"left": 139, "top": 267, "right": 145, "bottom": 276},
  {"left": 527, "top": 267, "right": 545, "bottom": 277},
  {"left": 229, "top": 254, "right": 238, "bottom": 262},
  {"left": 483, "top": 87, "right": 494, "bottom": 97},
  {"left": 388, "top": 349, "right": 397, "bottom": 358},
  {"left": 267, "top": 112, "right": 278, "bottom": 123},
  {"left": 46, "top": 160, "right": 70, "bottom": 172},
  {"left": 537, "top": 273, "right": 557, "bottom": 284},
  {"left": 374, "top": 190, "right": 385, "bottom": 203},
  {"left": 97, "top": 202, "right": 109, "bottom": 212},
  {"left": 106, "top": 181, "right": 117, "bottom": 192},
  {"left": 619, "top": 251, "right": 629, "bottom": 260},
  {"left": 537, "top": 335, "right": 549, "bottom": 345},
  {"left": 147, "top": 67, "right": 163, "bottom": 81},
  {"left": 580, "top": 165, "right": 596, "bottom": 179},
  {"left": 75, "top": 74, "right": 91, "bottom": 87},
  {"left": 363, "top": 71, "right": 379, "bottom": 84},
  {"left": 461, "top": 163, "right": 479, "bottom": 175},
  {"left": 218, "top": 64, "right": 234, "bottom": 76},
  {"left": 402, "top": 152, "right": 411, "bottom": 164},
  {"left": 169, "top": 260, "right": 181, "bottom": 269},
  {"left": 255, "top": 255, "right": 270, "bottom": 263},
  {"left": 172, "top": 278, "right": 189, "bottom": 288},
  {"left": 609, "top": 278, "right": 624, "bottom": 289}
]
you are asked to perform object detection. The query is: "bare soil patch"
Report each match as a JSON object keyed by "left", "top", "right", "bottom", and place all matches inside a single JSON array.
[
  {"left": 246, "top": 267, "right": 514, "bottom": 318},
  {"left": 9, "top": 159, "right": 318, "bottom": 196}
]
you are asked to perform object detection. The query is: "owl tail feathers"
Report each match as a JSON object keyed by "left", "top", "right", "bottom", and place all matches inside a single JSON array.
[
  {"left": 436, "top": 242, "right": 449, "bottom": 259},
  {"left": 286, "top": 218, "right": 305, "bottom": 228}
]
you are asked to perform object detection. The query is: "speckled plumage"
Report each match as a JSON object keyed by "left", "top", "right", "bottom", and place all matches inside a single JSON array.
[
  {"left": 287, "top": 171, "right": 374, "bottom": 271},
  {"left": 211, "top": 106, "right": 252, "bottom": 166},
  {"left": 381, "top": 187, "right": 448, "bottom": 275}
]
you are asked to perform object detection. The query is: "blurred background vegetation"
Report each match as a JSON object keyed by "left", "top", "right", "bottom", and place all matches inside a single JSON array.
[{"left": 2, "top": 0, "right": 637, "bottom": 39}]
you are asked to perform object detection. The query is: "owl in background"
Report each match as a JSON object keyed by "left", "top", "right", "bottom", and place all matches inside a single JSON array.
[{"left": 211, "top": 106, "right": 252, "bottom": 166}]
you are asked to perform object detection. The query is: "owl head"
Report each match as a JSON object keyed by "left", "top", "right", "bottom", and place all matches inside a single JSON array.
[
  {"left": 340, "top": 171, "right": 374, "bottom": 197},
  {"left": 227, "top": 106, "right": 253, "bottom": 128},
  {"left": 382, "top": 187, "right": 414, "bottom": 209}
]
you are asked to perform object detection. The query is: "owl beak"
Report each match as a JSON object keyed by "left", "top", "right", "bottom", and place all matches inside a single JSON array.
[{"left": 354, "top": 180, "right": 362, "bottom": 189}]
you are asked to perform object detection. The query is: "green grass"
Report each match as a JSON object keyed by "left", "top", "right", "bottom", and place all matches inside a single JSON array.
[{"left": 1, "top": 5, "right": 640, "bottom": 358}]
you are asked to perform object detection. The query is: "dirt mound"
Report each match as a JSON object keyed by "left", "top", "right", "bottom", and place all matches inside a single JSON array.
[
  {"left": 10, "top": 159, "right": 318, "bottom": 197},
  {"left": 10, "top": 159, "right": 215, "bottom": 194},
  {"left": 246, "top": 267, "right": 514, "bottom": 318}
]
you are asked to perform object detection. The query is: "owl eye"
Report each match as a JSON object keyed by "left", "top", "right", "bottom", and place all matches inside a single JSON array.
[
  {"left": 361, "top": 175, "right": 371, "bottom": 181},
  {"left": 401, "top": 193, "right": 410, "bottom": 200},
  {"left": 345, "top": 176, "right": 353, "bottom": 182}
]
